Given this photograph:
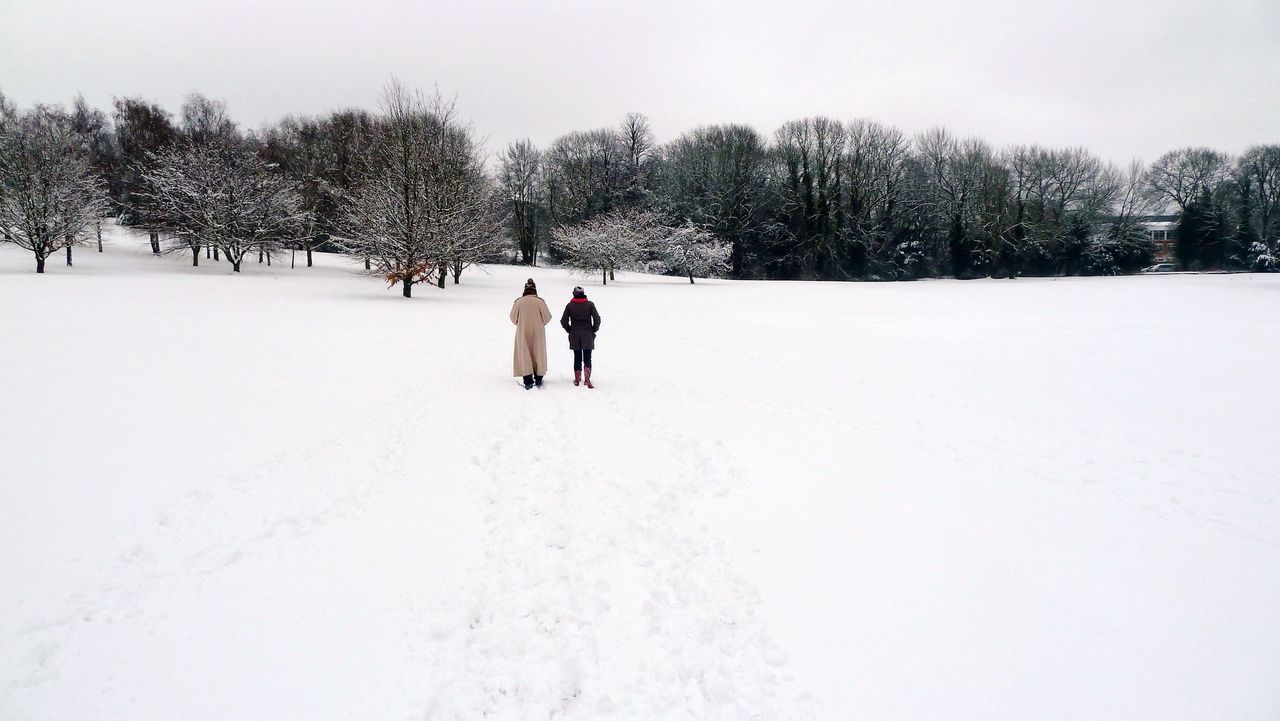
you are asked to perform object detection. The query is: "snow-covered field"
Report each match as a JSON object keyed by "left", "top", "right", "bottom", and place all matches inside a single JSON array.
[{"left": 2, "top": 224, "right": 1277, "bottom": 721}]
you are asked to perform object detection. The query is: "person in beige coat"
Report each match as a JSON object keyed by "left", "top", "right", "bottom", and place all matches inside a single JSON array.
[{"left": 510, "top": 279, "right": 551, "bottom": 389}]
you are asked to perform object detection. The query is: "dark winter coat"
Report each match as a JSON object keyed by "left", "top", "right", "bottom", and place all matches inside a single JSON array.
[{"left": 560, "top": 298, "right": 601, "bottom": 350}]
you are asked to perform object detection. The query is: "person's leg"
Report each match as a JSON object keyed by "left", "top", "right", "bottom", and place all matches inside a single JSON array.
[
  {"left": 583, "top": 348, "right": 594, "bottom": 388},
  {"left": 573, "top": 348, "right": 583, "bottom": 385},
  {"left": 522, "top": 374, "right": 534, "bottom": 389}
]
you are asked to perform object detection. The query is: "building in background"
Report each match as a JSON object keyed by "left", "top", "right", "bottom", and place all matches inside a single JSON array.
[{"left": 1137, "top": 215, "right": 1178, "bottom": 262}]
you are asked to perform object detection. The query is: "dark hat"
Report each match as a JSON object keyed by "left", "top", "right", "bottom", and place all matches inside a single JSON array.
[
  {"left": 572, "top": 286, "right": 586, "bottom": 298},
  {"left": 523, "top": 278, "right": 538, "bottom": 296}
]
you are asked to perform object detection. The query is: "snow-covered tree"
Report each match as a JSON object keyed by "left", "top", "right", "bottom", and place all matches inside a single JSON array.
[
  {"left": 650, "top": 222, "right": 731, "bottom": 283},
  {"left": 427, "top": 112, "right": 499, "bottom": 287},
  {"left": 141, "top": 137, "right": 307, "bottom": 271},
  {"left": 335, "top": 82, "right": 488, "bottom": 297},
  {"left": 0, "top": 106, "right": 108, "bottom": 273},
  {"left": 439, "top": 177, "right": 503, "bottom": 286},
  {"left": 68, "top": 96, "right": 117, "bottom": 253},
  {"left": 1246, "top": 240, "right": 1277, "bottom": 271},
  {"left": 112, "top": 97, "right": 179, "bottom": 253},
  {"left": 0, "top": 90, "right": 15, "bottom": 129},
  {"left": 551, "top": 208, "right": 660, "bottom": 285}
]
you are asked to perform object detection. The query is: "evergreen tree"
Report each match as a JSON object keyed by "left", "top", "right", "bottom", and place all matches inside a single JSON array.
[{"left": 1176, "top": 190, "right": 1214, "bottom": 269}]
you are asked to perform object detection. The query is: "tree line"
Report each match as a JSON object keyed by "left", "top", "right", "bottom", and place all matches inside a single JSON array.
[
  {"left": 2, "top": 83, "right": 1277, "bottom": 296},
  {"left": 510, "top": 118, "right": 1278, "bottom": 279}
]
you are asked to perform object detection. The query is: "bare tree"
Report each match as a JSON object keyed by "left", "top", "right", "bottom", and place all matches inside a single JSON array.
[
  {"left": 179, "top": 93, "right": 236, "bottom": 145},
  {"left": 916, "top": 128, "right": 997, "bottom": 277},
  {"left": 497, "top": 139, "right": 543, "bottom": 265},
  {"left": 432, "top": 118, "right": 501, "bottom": 286},
  {"left": 617, "top": 112, "right": 655, "bottom": 205},
  {"left": 1146, "top": 148, "right": 1231, "bottom": 212},
  {"left": 770, "top": 117, "right": 849, "bottom": 278},
  {"left": 0, "top": 106, "right": 108, "bottom": 273},
  {"left": 660, "top": 124, "right": 769, "bottom": 277},
  {"left": 542, "top": 127, "right": 625, "bottom": 228},
  {"left": 1238, "top": 145, "right": 1280, "bottom": 244}
]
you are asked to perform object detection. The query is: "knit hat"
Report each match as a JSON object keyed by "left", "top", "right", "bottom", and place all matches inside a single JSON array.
[
  {"left": 523, "top": 278, "right": 537, "bottom": 296},
  {"left": 572, "top": 286, "right": 586, "bottom": 298}
]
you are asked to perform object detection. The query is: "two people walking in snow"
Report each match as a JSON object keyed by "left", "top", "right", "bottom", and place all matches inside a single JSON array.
[{"left": 510, "top": 279, "right": 601, "bottom": 390}]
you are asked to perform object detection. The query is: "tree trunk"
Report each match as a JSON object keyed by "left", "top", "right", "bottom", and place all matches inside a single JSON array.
[
  {"left": 231, "top": 259, "right": 241, "bottom": 272},
  {"left": 36, "top": 254, "right": 45, "bottom": 273},
  {"left": 437, "top": 265, "right": 446, "bottom": 289},
  {"left": 402, "top": 278, "right": 413, "bottom": 298},
  {"left": 602, "top": 268, "right": 607, "bottom": 285},
  {"left": 259, "top": 248, "right": 264, "bottom": 263},
  {"left": 609, "top": 268, "right": 615, "bottom": 281},
  {"left": 214, "top": 247, "right": 220, "bottom": 261},
  {"left": 291, "top": 249, "right": 295, "bottom": 269},
  {"left": 150, "top": 232, "right": 160, "bottom": 254},
  {"left": 192, "top": 246, "right": 200, "bottom": 266},
  {"left": 206, "top": 245, "right": 211, "bottom": 259},
  {"left": 689, "top": 271, "right": 695, "bottom": 284},
  {"left": 306, "top": 244, "right": 313, "bottom": 268},
  {"left": 266, "top": 251, "right": 272, "bottom": 267},
  {"left": 364, "top": 255, "right": 371, "bottom": 271},
  {"left": 96, "top": 222, "right": 102, "bottom": 252},
  {"left": 66, "top": 241, "right": 73, "bottom": 267}
]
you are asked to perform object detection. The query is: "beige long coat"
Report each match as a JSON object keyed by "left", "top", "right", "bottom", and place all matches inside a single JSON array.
[{"left": 510, "top": 294, "right": 552, "bottom": 377}]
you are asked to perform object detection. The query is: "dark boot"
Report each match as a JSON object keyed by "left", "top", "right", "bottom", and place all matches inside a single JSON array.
[
  {"left": 584, "top": 366, "right": 594, "bottom": 389},
  {"left": 534, "top": 375, "right": 543, "bottom": 388},
  {"left": 522, "top": 374, "right": 534, "bottom": 390},
  {"left": 573, "top": 369, "right": 582, "bottom": 386}
]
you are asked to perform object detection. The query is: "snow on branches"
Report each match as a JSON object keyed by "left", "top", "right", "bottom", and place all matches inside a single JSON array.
[
  {"left": 551, "top": 208, "right": 660, "bottom": 285},
  {"left": 650, "top": 222, "right": 731, "bottom": 283},
  {"left": 140, "top": 138, "right": 308, "bottom": 271},
  {"left": 551, "top": 209, "right": 730, "bottom": 284},
  {"left": 334, "top": 81, "right": 495, "bottom": 298},
  {"left": 0, "top": 107, "right": 109, "bottom": 273}
]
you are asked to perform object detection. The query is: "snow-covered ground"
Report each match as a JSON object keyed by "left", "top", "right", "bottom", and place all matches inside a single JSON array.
[{"left": 1, "top": 224, "right": 1277, "bottom": 721}]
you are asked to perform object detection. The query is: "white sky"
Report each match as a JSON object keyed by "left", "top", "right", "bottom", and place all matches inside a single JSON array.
[{"left": 1, "top": 0, "right": 1277, "bottom": 165}]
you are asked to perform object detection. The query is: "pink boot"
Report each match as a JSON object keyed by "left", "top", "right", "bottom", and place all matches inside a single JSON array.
[
  {"left": 584, "top": 366, "right": 594, "bottom": 389},
  {"left": 574, "top": 369, "right": 582, "bottom": 386}
]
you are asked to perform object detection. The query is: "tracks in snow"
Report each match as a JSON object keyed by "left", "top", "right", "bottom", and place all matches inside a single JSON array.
[{"left": 422, "top": 389, "right": 811, "bottom": 721}]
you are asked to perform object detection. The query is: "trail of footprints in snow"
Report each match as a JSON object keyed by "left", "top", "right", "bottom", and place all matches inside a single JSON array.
[
  {"left": 423, "top": 409, "right": 813, "bottom": 721},
  {"left": 6, "top": 427, "right": 407, "bottom": 699}
]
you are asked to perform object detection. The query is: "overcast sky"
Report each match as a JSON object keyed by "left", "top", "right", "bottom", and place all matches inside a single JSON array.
[{"left": 2, "top": 0, "right": 1276, "bottom": 164}]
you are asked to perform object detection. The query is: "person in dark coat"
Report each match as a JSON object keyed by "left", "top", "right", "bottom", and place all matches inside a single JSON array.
[{"left": 560, "top": 286, "right": 601, "bottom": 388}]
